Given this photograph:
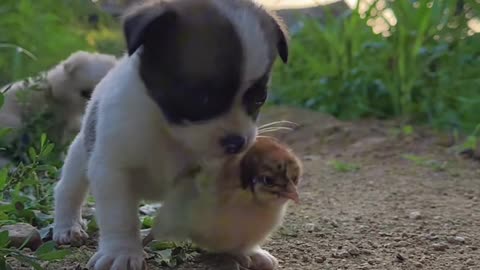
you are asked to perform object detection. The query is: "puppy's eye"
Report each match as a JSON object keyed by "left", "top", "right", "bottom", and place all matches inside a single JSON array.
[
  {"left": 243, "top": 75, "right": 269, "bottom": 118},
  {"left": 80, "top": 89, "right": 92, "bottom": 99},
  {"left": 259, "top": 176, "right": 275, "bottom": 187},
  {"left": 244, "top": 85, "right": 267, "bottom": 106}
]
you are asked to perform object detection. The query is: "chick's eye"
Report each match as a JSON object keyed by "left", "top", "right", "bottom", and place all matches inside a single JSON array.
[
  {"left": 80, "top": 89, "right": 92, "bottom": 99},
  {"left": 260, "top": 176, "right": 275, "bottom": 186}
]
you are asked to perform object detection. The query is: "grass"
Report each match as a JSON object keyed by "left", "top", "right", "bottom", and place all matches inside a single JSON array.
[
  {"left": 271, "top": 0, "right": 480, "bottom": 134},
  {"left": 0, "top": 0, "right": 124, "bottom": 85},
  {"left": 328, "top": 160, "right": 361, "bottom": 173},
  {"left": 402, "top": 154, "right": 448, "bottom": 172}
]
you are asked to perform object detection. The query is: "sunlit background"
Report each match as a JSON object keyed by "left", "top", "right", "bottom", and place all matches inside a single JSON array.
[{"left": 1, "top": 0, "right": 480, "bottom": 131}]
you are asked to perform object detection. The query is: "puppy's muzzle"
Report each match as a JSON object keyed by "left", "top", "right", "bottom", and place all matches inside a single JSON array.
[{"left": 220, "top": 135, "right": 246, "bottom": 155}]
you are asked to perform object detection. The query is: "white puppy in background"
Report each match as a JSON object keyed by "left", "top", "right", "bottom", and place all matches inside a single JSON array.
[
  {"left": 0, "top": 51, "right": 117, "bottom": 150},
  {"left": 52, "top": 0, "right": 289, "bottom": 269}
]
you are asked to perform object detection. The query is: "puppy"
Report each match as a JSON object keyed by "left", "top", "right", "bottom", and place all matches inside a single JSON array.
[
  {"left": 52, "top": 1, "right": 289, "bottom": 270},
  {"left": 0, "top": 51, "right": 117, "bottom": 149},
  {"left": 145, "top": 136, "right": 302, "bottom": 270}
]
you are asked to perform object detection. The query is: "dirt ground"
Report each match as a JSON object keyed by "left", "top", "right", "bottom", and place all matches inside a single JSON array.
[{"left": 14, "top": 106, "right": 480, "bottom": 270}]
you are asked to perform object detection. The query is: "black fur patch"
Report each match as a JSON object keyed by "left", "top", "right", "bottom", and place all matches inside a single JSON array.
[{"left": 137, "top": 6, "right": 244, "bottom": 124}]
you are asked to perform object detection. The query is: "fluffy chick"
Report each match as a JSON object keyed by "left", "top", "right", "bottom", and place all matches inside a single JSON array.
[{"left": 145, "top": 136, "right": 302, "bottom": 270}]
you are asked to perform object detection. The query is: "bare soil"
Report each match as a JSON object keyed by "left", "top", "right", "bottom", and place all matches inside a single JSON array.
[{"left": 12, "top": 106, "right": 480, "bottom": 270}]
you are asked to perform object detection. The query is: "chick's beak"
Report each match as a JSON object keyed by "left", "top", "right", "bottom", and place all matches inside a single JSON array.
[{"left": 279, "top": 183, "right": 300, "bottom": 204}]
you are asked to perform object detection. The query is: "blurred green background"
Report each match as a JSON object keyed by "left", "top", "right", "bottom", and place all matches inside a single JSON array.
[
  {"left": 0, "top": 0, "right": 479, "bottom": 134},
  {"left": 0, "top": 0, "right": 125, "bottom": 86}
]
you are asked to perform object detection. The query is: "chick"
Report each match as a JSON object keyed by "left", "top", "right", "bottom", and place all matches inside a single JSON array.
[{"left": 145, "top": 136, "right": 302, "bottom": 270}]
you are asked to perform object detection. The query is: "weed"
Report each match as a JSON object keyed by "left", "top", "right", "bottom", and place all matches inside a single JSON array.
[
  {"left": 0, "top": 231, "right": 70, "bottom": 269},
  {"left": 328, "top": 160, "right": 360, "bottom": 173},
  {"left": 402, "top": 154, "right": 447, "bottom": 171},
  {"left": 271, "top": 0, "right": 480, "bottom": 133},
  {"left": 146, "top": 240, "right": 200, "bottom": 268}
]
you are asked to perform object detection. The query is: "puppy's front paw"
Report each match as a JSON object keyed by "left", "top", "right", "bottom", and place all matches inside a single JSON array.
[
  {"left": 87, "top": 247, "right": 146, "bottom": 270},
  {"left": 53, "top": 221, "right": 88, "bottom": 246},
  {"left": 250, "top": 249, "right": 278, "bottom": 270}
]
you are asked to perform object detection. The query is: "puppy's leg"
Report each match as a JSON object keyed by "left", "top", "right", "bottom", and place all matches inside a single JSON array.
[
  {"left": 86, "top": 166, "right": 145, "bottom": 270},
  {"left": 234, "top": 246, "right": 279, "bottom": 270},
  {"left": 249, "top": 246, "right": 279, "bottom": 270},
  {"left": 53, "top": 136, "right": 89, "bottom": 246}
]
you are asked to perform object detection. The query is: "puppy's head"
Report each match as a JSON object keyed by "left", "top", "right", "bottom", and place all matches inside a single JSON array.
[
  {"left": 49, "top": 51, "right": 117, "bottom": 112},
  {"left": 123, "top": 0, "right": 289, "bottom": 158}
]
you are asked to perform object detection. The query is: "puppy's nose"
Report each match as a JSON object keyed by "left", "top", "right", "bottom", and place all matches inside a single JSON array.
[{"left": 220, "top": 135, "right": 246, "bottom": 154}]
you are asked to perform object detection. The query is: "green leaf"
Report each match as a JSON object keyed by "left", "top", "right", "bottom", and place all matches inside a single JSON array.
[
  {"left": 28, "top": 147, "right": 37, "bottom": 162},
  {"left": 87, "top": 218, "right": 98, "bottom": 234},
  {"left": 0, "top": 231, "right": 9, "bottom": 248},
  {"left": 0, "top": 128, "right": 12, "bottom": 140},
  {"left": 158, "top": 249, "right": 172, "bottom": 261},
  {"left": 36, "top": 249, "right": 70, "bottom": 261},
  {"left": 0, "top": 257, "right": 6, "bottom": 270},
  {"left": 402, "top": 125, "right": 414, "bottom": 136},
  {"left": 141, "top": 216, "right": 153, "bottom": 228},
  {"left": 0, "top": 212, "right": 9, "bottom": 221},
  {"left": 41, "top": 144, "right": 54, "bottom": 157},
  {"left": 34, "top": 241, "right": 56, "bottom": 256},
  {"left": 0, "top": 93, "right": 4, "bottom": 109},
  {"left": 0, "top": 169, "right": 8, "bottom": 191},
  {"left": 40, "top": 134, "right": 46, "bottom": 149},
  {"left": 150, "top": 241, "right": 176, "bottom": 251}
]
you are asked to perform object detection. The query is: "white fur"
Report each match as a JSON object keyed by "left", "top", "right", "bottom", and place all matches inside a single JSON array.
[
  {"left": 53, "top": 2, "right": 279, "bottom": 270},
  {"left": 212, "top": 0, "right": 270, "bottom": 86},
  {"left": 0, "top": 51, "right": 116, "bottom": 165}
]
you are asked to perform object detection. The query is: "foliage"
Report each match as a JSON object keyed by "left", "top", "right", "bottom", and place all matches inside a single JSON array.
[
  {"left": 0, "top": 133, "right": 60, "bottom": 228},
  {"left": 0, "top": 0, "right": 124, "bottom": 85},
  {"left": 328, "top": 160, "right": 360, "bottom": 172},
  {"left": 0, "top": 230, "right": 70, "bottom": 270},
  {"left": 402, "top": 154, "right": 447, "bottom": 171},
  {"left": 146, "top": 240, "right": 200, "bottom": 268},
  {"left": 271, "top": 0, "right": 480, "bottom": 133}
]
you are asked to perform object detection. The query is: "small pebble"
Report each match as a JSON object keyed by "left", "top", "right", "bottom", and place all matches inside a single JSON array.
[
  {"left": 330, "top": 220, "right": 339, "bottom": 228},
  {"left": 432, "top": 242, "right": 449, "bottom": 251},
  {"left": 426, "top": 233, "right": 439, "bottom": 241},
  {"left": 448, "top": 236, "right": 466, "bottom": 244},
  {"left": 393, "top": 241, "right": 409, "bottom": 247},
  {"left": 348, "top": 246, "right": 361, "bottom": 256},
  {"left": 414, "top": 261, "right": 423, "bottom": 268},
  {"left": 409, "top": 211, "right": 422, "bottom": 220},
  {"left": 315, "top": 256, "right": 326, "bottom": 263},
  {"left": 466, "top": 258, "right": 475, "bottom": 266},
  {"left": 332, "top": 249, "right": 350, "bottom": 259},
  {"left": 304, "top": 223, "right": 315, "bottom": 232}
]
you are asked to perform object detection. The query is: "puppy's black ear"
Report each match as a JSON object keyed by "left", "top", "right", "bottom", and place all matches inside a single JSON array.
[
  {"left": 122, "top": 3, "right": 177, "bottom": 55},
  {"left": 269, "top": 13, "right": 289, "bottom": 64}
]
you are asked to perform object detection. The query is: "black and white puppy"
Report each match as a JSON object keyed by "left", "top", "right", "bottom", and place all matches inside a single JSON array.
[{"left": 52, "top": 0, "right": 288, "bottom": 269}]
